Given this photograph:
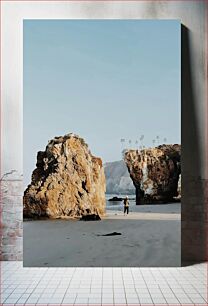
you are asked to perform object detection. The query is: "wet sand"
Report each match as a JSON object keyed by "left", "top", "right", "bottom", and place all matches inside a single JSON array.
[
  {"left": 24, "top": 204, "right": 181, "bottom": 267},
  {"left": 105, "top": 210, "right": 180, "bottom": 220}
]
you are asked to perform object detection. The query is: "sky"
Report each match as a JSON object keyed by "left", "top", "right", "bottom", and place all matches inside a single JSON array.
[{"left": 24, "top": 20, "right": 181, "bottom": 186}]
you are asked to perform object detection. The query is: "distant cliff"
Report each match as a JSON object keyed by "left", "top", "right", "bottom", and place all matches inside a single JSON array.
[
  {"left": 124, "top": 144, "right": 181, "bottom": 204},
  {"left": 104, "top": 160, "right": 135, "bottom": 194},
  {"left": 23, "top": 133, "right": 106, "bottom": 219}
]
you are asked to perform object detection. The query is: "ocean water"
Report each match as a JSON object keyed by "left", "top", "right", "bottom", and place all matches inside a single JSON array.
[
  {"left": 105, "top": 193, "right": 181, "bottom": 214},
  {"left": 106, "top": 193, "right": 135, "bottom": 212}
]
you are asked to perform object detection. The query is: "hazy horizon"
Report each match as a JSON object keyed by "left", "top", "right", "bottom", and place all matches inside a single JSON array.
[{"left": 24, "top": 20, "right": 181, "bottom": 186}]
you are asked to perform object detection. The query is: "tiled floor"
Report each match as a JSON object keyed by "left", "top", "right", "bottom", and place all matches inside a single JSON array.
[{"left": 0, "top": 261, "right": 207, "bottom": 305}]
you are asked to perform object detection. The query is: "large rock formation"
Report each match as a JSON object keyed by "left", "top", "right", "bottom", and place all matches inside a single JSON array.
[
  {"left": 23, "top": 133, "right": 106, "bottom": 219},
  {"left": 104, "top": 160, "right": 135, "bottom": 195},
  {"left": 124, "top": 144, "right": 181, "bottom": 204}
]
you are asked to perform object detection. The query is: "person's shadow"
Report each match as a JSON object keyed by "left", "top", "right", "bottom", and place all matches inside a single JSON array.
[{"left": 181, "top": 25, "right": 207, "bottom": 265}]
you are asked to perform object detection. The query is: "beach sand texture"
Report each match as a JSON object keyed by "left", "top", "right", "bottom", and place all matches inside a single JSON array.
[{"left": 23, "top": 203, "right": 181, "bottom": 267}]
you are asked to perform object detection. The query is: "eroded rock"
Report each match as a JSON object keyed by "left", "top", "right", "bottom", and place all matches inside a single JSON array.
[
  {"left": 124, "top": 144, "right": 181, "bottom": 204},
  {"left": 23, "top": 133, "right": 106, "bottom": 219}
]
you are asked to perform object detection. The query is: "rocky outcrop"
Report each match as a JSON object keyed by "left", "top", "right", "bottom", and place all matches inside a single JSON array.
[
  {"left": 177, "top": 174, "right": 181, "bottom": 199},
  {"left": 104, "top": 160, "right": 135, "bottom": 194},
  {"left": 23, "top": 133, "right": 106, "bottom": 219},
  {"left": 108, "top": 196, "right": 123, "bottom": 202},
  {"left": 124, "top": 144, "right": 181, "bottom": 204}
]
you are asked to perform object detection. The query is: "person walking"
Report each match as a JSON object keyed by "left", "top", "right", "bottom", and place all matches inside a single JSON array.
[{"left": 123, "top": 196, "right": 129, "bottom": 216}]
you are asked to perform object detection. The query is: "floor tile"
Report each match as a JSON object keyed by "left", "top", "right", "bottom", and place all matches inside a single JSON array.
[{"left": 0, "top": 261, "right": 207, "bottom": 306}]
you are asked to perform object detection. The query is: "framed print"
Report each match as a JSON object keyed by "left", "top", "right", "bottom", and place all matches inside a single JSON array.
[{"left": 23, "top": 19, "right": 181, "bottom": 267}]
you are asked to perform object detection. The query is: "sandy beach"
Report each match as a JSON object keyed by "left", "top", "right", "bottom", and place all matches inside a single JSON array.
[
  {"left": 23, "top": 203, "right": 181, "bottom": 267},
  {"left": 105, "top": 210, "right": 180, "bottom": 220}
]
